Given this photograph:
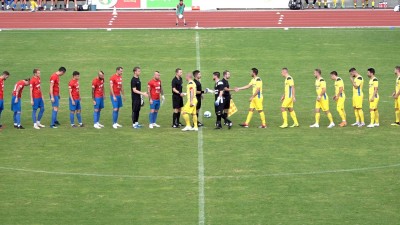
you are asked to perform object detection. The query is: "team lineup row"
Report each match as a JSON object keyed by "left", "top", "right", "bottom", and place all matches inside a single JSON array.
[{"left": 1, "top": 66, "right": 400, "bottom": 130}]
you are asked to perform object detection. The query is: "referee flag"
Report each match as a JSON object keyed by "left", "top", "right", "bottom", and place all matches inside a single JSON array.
[{"left": 228, "top": 99, "right": 238, "bottom": 117}]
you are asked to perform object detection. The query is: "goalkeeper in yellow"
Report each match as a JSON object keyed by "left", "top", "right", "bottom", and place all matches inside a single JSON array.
[
  {"left": 181, "top": 73, "right": 198, "bottom": 132},
  {"left": 367, "top": 68, "right": 379, "bottom": 128},
  {"left": 279, "top": 68, "right": 299, "bottom": 128},
  {"left": 392, "top": 66, "right": 400, "bottom": 126},
  {"left": 330, "top": 71, "right": 347, "bottom": 127},
  {"left": 349, "top": 68, "right": 365, "bottom": 127},
  {"left": 310, "top": 69, "right": 335, "bottom": 128},
  {"left": 235, "top": 68, "right": 267, "bottom": 128}
]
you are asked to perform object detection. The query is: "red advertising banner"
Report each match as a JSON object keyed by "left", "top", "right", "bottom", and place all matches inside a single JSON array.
[{"left": 115, "top": 0, "right": 141, "bottom": 8}]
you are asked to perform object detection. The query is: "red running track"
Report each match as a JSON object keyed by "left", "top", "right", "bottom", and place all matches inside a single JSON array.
[{"left": 0, "top": 10, "right": 399, "bottom": 29}]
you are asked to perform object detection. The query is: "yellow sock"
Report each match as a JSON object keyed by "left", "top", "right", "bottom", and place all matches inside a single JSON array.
[
  {"left": 396, "top": 110, "right": 400, "bottom": 123},
  {"left": 327, "top": 112, "right": 333, "bottom": 123},
  {"left": 372, "top": 1, "right": 375, "bottom": 7},
  {"left": 324, "top": 0, "right": 327, "bottom": 6},
  {"left": 318, "top": 1, "right": 321, "bottom": 6},
  {"left": 342, "top": 0, "right": 345, "bottom": 5},
  {"left": 374, "top": 110, "right": 379, "bottom": 124},
  {"left": 315, "top": 112, "right": 320, "bottom": 124},
  {"left": 245, "top": 111, "right": 253, "bottom": 124},
  {"left": 333, "top": 0, "right": 337, "bottom": 5},
  {"left": 282, "top": 111, "right": 288, "bottom": 125},
  {"left": 290, "top": 111, "right": 299, "bottom": 124},
  {"left": 193, "top": 114, "right": 198, "bottom": 128},
  {"left": 370, "top": 111, "right": 375, "bottom": 124},
  {"left": 259, "top": 111, "right": 266, "bottom": 125},
  {"left": 183, "top": 113, "right": 190, "bottom": 127},
  {"left": 338, "top": 109, "right": 346, "bottom": 121},
  {"left": 359, "top": 109, "right": 365, "bottom": 123},
  {"left": 354, "top": 110, "right": 360, "bottom": 122}
]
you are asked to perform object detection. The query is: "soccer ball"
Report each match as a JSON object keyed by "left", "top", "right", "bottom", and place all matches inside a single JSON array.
[{"left": 204, "top": 111, "right": 212, "bottom": 118}]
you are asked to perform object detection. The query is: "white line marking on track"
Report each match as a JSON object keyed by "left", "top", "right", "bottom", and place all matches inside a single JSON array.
[{"left": 196, "top": 31, "right": 206, "bottom": 225}]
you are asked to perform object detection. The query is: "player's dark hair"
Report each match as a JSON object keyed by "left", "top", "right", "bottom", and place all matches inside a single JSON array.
[
  {"left": 330, "top": 71, "right": 338, "bottom": 76},
  {"left": 155, "top": 71, "right": 160, "bottom": 73},
  {"left": 193, "top": 70, "right": 200, "bottom": 77},
  {"left": 367, "top": 68, "right": 375, "bottom": 74},
  {"left": 213, "top": 72, "right": 220, "bottom": 78},
  {"left": 24, "top": 78, "right": 30, "bottom": 82},
  {"left": 2, "top": 71, "right": 10, "bottom": 76},
  {"left": 99, "top": 70, "right": 105, "bottom": 75},
  {"left": 116, "top": 66, "right": 123, "bottom": 71},
  {"left": 315, "top": 69, "right": 322, "bottom": 75},
  {"left": 58, "top": 67, "right": 66, "bottom": 73},
  {"left": 33, "top": 68, "right": 40, "bottom": 74},
  {"left": 349, "top": 68, "right": 356, "bottom": 73},
  {"left": 133, "top": 66, "right": 141, "bottom": 72},
  {"left": 251, "top": 68, "right": 258, "bottom": 75},
  {"left": 175, "top": 68, "right": 182, "bottom": 73},
  {"left": 396, "top": 66, "right": 400, "bottom": 71},
  {"left": 223, "top": 70, "right": 229, "bottom": 76},
  {"left": 282, "top": 68, "right": 288, "bottom": 71},
  {"left": 72, "top": 71, "right": 80, "bottom": 76}
]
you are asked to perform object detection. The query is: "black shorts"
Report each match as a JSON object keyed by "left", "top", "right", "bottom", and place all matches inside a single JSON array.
[
  {"left": 132, "top": 99, "right": 141, "bottom": 112},
  {"left": 223, "top": 96, "right": 231, "bottom": 110},
  {"left": 215, "top": 101, "right": 225, "bottom": 114},
  {"left": 196, "top": 96, "right": 202, "bottom": 110},
  {"left": 172, "top": 95, "right": 183, "bottom": 109}
]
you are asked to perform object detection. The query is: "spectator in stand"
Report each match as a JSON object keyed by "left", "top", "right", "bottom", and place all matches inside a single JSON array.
[{"left": 305, "top": 0, "right": 317, "bottom": 8}]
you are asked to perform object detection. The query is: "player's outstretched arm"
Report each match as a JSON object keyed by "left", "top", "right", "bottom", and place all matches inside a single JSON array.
[{"left": 235, "top": 84, "right": 252, "bottom": 92}]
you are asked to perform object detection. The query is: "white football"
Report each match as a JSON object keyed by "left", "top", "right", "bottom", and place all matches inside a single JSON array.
[{"left": 204, "top": 111, "right": 212, "bottom": 118}]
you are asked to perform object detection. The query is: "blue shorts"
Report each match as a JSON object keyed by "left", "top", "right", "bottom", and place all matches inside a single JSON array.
[
  {"left": 32, "top": 98, "right": 44, "bottom": 110},
  {"left": 69, "top": 99, "right": 81, "bottom": 111},
  {"left": 94, "top": 97, "right": 104, "bottom": 110},
  {"left": 150, "top": 99, "right": 160, "bottom": 110},
  {"left": 50, "top": 95, "right": 60, "bottom": 107},
  {"left": 0, "top": 100, "right": 3, "bottom": 111},
  {"left": 110, "top": 95, "right": 123, "bottom": 109},
  {"left": 11, "top": 96, "right": 21, "bottom": 112}
]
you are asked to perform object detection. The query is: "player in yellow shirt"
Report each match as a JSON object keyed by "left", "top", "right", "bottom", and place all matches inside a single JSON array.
[
  {"left": 391, "top": 66, "right": 400, "bottom": 126},
  {"left": 181, "top": 73, "right": 198, "bottom": 131},
  {"left": 349, "top": 68, "right": 365, "bottom": 127},
  {"left": 235, "top": 68, "right": 267, "bottom": 128},
  {"left": 330, "top": 71, "right": 347, "bottom": 127},
  {"left": 280, "top": 68, "right": 299, "bottom": 128},
  {"left": 367, "top": 68, "right": 379, "bottom": 128},
  {"left": 310, "top": 69, "right": 335, "bottom": 128}
]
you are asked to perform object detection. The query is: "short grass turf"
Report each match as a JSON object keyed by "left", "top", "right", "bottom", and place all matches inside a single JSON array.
[{"left": 0, "top": 29, "right": 399, "bottom": 225}]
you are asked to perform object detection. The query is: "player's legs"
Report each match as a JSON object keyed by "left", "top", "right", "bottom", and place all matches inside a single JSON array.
[
  {"left": 176, "top": 15, "right": 179, "bottom": 26},
  {"left": 288, "top": 108, "right": 299, "bottom": 127},
  {"left": 337, "top": 98, "right": 347, "bottom": 126},
  {"left": 280, "top": 107, "right": 288, "bottom": 127},
  {"left": 311, "top": 101, "right": 321, "bottom": 127},
  {"left": 132, "top": 100, "right": 141, "bottom": 128},
  {"left": 0, "top": 100, "right": 3, "bottom": 127},
  {"left": 254, "top": 98, "right": 266, "bottom": 127},
  {"left": 222, "top": 96, "right": 231, "bottom": 125},
  {"left": 354, "top": 0, "right": 357, "bottom": 8},
  {"left": 215, "top": 101, "right": 225, "bottom": 129},
  {"left": 37, "top": 99, "right": 44, "bottom": 125},
  {"left": 333, "top": 0, "right": 337, "bottom": 7},
  {"left": 362, "top": 0, "right": 366, "bottom": 8}
]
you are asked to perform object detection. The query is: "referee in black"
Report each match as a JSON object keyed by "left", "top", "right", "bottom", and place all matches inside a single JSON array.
[
  {"left": 193, "top": 70, "right": 204, "bottom": 127},
  {"left": 213, "top": 71, "right": 230, "bottom": 129},
  {"left": 222, "top": 70, "right": 233, "bottom": 127},
  {"left": 171, "top": 68, "right": 184, "bottom": 128},
  {"left": 131, "top": 66, "right": 148, "bottom": 129}
]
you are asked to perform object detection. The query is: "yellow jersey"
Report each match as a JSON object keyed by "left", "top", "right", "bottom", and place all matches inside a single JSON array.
[
  {"left": 315, "top": 77, "right": 328, "bottom": 99},
  {"left": 284, "top": 76, "right": 294, "bottom": 98},
  {"left": 334, "top": 77, "right": 345, "bottom": 98},
  {"left": 249, "top": 76, "right": 263, "bottom": 99},
  {"left": 396, "top": 76, "right": 400, "bottom": 93},
  {"left": 368, "top": 77, "right": 379, "bottom": 98},
  {"left": 353, "top": 75, "right": 364, "bottom": 97},
  {"left": 186, "top": 80, "right": 197, "bottom": 102}
]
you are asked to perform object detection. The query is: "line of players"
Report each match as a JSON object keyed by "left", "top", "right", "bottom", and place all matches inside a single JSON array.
[
  {"left": 304, "top": 0, "right": 375, "bottom": 9},
  {"left": 1, "top": 66, "right": 400, "bottom": 130}
]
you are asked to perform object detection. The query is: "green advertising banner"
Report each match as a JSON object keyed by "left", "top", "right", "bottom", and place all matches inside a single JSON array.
[{"left": 147, "top": 0, "right": 192, "bottom": 8}]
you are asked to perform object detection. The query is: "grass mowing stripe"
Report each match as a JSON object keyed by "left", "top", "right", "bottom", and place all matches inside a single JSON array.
[{"left": 196, "top": 31, "right": 206, "bottom": 225}]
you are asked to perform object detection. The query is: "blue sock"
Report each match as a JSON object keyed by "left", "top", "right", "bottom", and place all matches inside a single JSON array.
[
  {"left": 70, "top": 112, "right": 74, "bottom": 125},
  {"left": 32, "top": 109, "right": 37, "bottom": 123},
  {"left": 55, "top": 110, "right": 58, "bottom": 122},
  {"left": 93, "top": 111, "right": 98, "bottom": 124},
  {"left": 77, "top": 113, "right": 82, "bottom": 124},
  {"left": 38, "top": 107, "right": 44, "bottom": 122},
  {"left": 0, "top": 110, "right": 2, "bottom": 124},
  {"left": 51, "top": 110, "right": 56, "bottom": 125},
  {"left": 149, "top": 113, "right": 153, "bottom": 124},
  {"left": 16, "top": 113, "right": 21, "bottom": 125},
  {"left": 97, "top": 111, "right": 101, "bottom": 123},
  {"left": 12, "top": 3, "right": 16, "bottom": 8},
  {"left": 13, "top": 112, "right": 17, "bottom": 124},
  {"left": 154, "top": 112, "right": 158, "bottom": 123},
  {"left": 112, "top": 110, "right": 118, "bottom": 124}
]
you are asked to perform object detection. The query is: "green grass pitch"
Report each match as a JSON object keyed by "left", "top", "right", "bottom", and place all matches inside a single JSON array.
[{"left": 0, "top": 29, "right": 399, "bottom": 225}]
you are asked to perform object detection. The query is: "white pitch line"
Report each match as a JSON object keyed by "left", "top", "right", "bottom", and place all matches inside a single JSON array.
[{"left": 196, "top": 31, "right": 206, "bottom": 225}]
